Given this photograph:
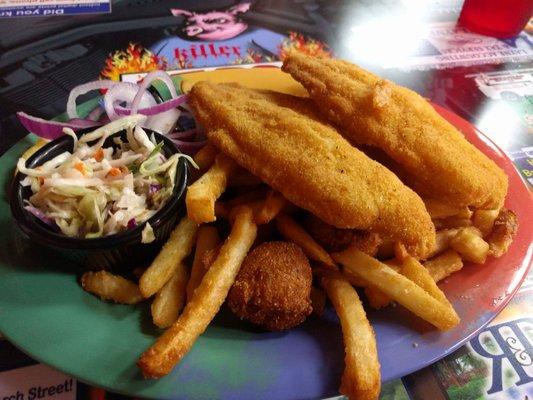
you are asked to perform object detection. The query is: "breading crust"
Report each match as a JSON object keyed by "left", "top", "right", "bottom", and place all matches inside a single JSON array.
[
  {"left": 189, "top": 81, "right": 436, "bottom": 258},
  {"left": 282, "top": 53, "right": 508, "bottom": 209}
]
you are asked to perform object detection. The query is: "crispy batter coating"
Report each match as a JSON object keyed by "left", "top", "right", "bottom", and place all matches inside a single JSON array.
[
  {"left": 487, "top": 209, "right": 518, "bottom": 257},
  {"left": 282, "top": 53, "right": 508, "bottom": 209},
  {"left": 227, "top": 241, "right": 313, "bottom": 331},
  {"left": 303, "top": 214, "right": 381, "bottom": 255},
  {"left": 189, "top": 82, "right": 436, "bottom": 258}
]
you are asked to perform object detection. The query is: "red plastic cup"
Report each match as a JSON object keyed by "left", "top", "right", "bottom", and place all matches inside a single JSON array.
[{"left": 459, "top": 0, "right": 533, "bottom": 38}]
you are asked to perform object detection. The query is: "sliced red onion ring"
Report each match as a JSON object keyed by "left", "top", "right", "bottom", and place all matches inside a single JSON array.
[
  {"left": 167, "top": 129, "right": 196, "bottom": 141},
  {"left": 104, "top": 82, "right": 157, "bottom": 121},
  {"left": 171, "top": 139, "right": 206, "bottom": 156},
  {"left": 24, "top": 204, "right": 56, "bottom": 227},
  {"left": 127, "top": 218, "right": 137, "bottom": 230},
  {"left": 17, "top": 112, "right": 102, "bottom": 140},
  {"left": 145, "top": 108, "right": 180, "bottom": 135},
  {"left": 114, "top": 95, "right": 188, "bottom": 116},
  {"left": 67, "top": 80, "right": 117, "bottom": 119},
  {"left": 87, "top": 105, "right": 105, "bottom": 122},
  {"left": 131, "top": 70, "right": 179, "bottom": 115}
]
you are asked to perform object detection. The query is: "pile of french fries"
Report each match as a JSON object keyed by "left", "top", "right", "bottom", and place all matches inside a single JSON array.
[{"left": 81, "top": 141, "right": 517, "bottom": 400}]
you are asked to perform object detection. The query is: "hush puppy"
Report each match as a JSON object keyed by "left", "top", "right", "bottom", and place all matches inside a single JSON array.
[{"left": 228, "top": 241, "right": 313, "bottom": 331}]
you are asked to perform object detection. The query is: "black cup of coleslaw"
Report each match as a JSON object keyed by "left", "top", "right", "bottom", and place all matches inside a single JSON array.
[{"left": 10, "top": 128, "right": 188, "bottom": 272}]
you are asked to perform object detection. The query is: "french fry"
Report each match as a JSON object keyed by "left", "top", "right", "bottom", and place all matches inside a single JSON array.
[
  {"left": 424, "top": 249, "right": 463, "bottom": 283},
  {"left": 472, "top": 209, "right": 500, "bottom": 237},
  {"left": 255, "top": 191, "right": 287, "bottom": 225},
  {"left": 393, "top": 242, "right": 409, "bottom": 262},
  {"left": 450, "top": 227, "right": 489, "bottom": 264},
  {"left": 151, "top": 263, "right": 189, "bottom": 328},
  {"left": 310, "top": 286, "right": 326, "bottom": 316},
  {"left": 364, "top": 286, "right": 391, "bottom": 310},
  {"left": 138, "top": 206, "right": 257, "bottom": 378},
  {"left": 322, "top": 275, "right": 381, "bottom": 400},
  {"left": 424, "top": 198, "right": 470, "bottom": 219},
  {"left": 361, "top": 259, "right": 401, "bottom": 309},
  {"left": 81, "top": 271, "right": 143, "bottom": 304},
  {"left": 487, "top": 209, "right": 518, "bottom": 257},
  {"left": 401, "top": 257, "right": 453, "bottom": 308},
  {"left": 186, "top": 153, "right": 238, "bottom": 223},
  {"left": 333, "top": 248, "right": 460, "bottom": 330},
  {"left": 275, "top": 213, "right": 336, "bottom": 270},
  {"left": 186, "top": 226, "right": 221, "bottom": 302},
  {"left": 193, "top": 143, "right": 218, "bottom": 172},
  {"left": 139, "top": 217, "right": 198, "bottom": 298},
  {"left": 430, "top": 228, "right": 460, "bottom": 257}
]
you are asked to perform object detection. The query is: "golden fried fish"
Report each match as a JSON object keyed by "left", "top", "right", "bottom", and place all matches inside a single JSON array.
[
  {"left": 282, "top": 53, "right": 508, "bottom": 210},
  {"left": 189, "top": 82, "right": 436, "bottom": 258}
]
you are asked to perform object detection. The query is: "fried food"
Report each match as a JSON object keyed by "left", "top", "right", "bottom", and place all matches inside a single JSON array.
[
  {"left": 189, "top": 81, "right": 435, "bottom": 258},
  {"left": 400, "top": 257, "right": 450, "bottom": 306},
  {"left": 322, "top": 275, "right": 381, "bottom": 400},
  {"left": 424, "top": 250, "right": 464, "bottom": 282},
  {"left": 333, "top": 248, "right": 460, "bottom": 330},
  {"left": 423, "top": 198, "right": 471, "bottom": 220},
  {"left": 473, "top": 209, "right": 500, "bottom": 237},
  {"left": 151, "top": 264, "right": 188, "bottom": 329},
  {"left": 139, "top": 217, "right": 198, "bottom": 298},
  {"left": 81, "top": 271, "right": 143, "bottom": 304},
  {"left": 186, "top": 153, "right": 238, "bottom": 223},
  {"left": 304, "top": 214, "right": 381, "bottom": 255},
  {"left": 228, "top": 241, "right": 313, "bottom": 331},
  {"left": 450, "top": 227, "right": 490, "bottom": 264},
  {"left": 193, "top": 143, "right": 218, "bottom": 173},
  {"left": 254, "top": 190, "right": 288, "bottom": 225},
  {"left": 282, "top": 53, "right": 508, "bottom": 210},
  {"left": 487, "top": 209, "right": 518, "bottom": 257},
  {"left": 187, "top": 226, "right": 221, "bottom": 302},
  {"left": 138, "top": 206, "right": 257, "bottom": 378},
  {"left": 275, "top": 213, "right": 336, "bottom": 269}
]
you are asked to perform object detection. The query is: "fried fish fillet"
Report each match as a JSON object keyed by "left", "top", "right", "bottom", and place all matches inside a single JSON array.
[
  {"left": 189, "top": 82, "right": 435, "bottom": 258},
  {"left": 282, "top": 53, "right": 508, "bottom": 210}
]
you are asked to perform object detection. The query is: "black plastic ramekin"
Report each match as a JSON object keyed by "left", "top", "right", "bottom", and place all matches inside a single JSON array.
[{"left": 10, "top": 127, "right": 188, "bottom": 272}]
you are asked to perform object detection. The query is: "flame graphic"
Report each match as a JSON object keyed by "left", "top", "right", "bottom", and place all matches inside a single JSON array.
[
  {"left": 278, "top": 32, "right": 332, "bottom": 60},
  {"left": 232, "top": 49, "right": 275, "bottom": 65},
  {"left": 100, "top": 43, "right": 167, "bottom": 81}
]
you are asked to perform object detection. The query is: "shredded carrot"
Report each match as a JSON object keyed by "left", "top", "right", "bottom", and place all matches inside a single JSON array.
[
  {"left": 74, "top": 162, "right": 87, "bottom": 176},
  {"left": 106, "top": 167, "right": 122, "bottom": 178},
  {"left": 93, "top": 148, "right": 104, "bottom": 162}
]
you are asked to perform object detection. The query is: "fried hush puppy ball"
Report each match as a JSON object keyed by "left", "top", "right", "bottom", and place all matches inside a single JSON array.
[{"left": 228, "top": 241, "right": 313, "bottom": 331}]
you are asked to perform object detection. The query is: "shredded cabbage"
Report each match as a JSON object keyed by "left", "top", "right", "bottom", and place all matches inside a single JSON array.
[{"left": 18, "top": 115, "right": 190, "bottom": 239}]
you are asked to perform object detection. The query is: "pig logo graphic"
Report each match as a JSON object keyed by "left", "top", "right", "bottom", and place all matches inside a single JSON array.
[
  {"left": 151, "top": 2, "right": 287, "bottom": 68},
  {"left": 170, "top": 3, "right": 250, "bottom": 41}
]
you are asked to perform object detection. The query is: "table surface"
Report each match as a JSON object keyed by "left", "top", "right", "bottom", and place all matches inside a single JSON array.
[{"left": 0, "top": 1, "right": 531, "bottom": 399}]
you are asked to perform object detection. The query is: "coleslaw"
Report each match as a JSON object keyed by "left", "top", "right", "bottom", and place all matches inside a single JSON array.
[{"left": 17, "top": 115, "right": 196, "bottom": 240}]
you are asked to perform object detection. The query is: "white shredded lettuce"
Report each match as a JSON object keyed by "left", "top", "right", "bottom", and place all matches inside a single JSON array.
[{"left": 141, "top": 222, "right": 155, "bottom": 243}]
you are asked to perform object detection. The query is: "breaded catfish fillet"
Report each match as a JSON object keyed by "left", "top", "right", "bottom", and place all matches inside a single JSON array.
[
  {"left": 282, "top": 53, "right": 508, "bottom": 209},
  {"left": 189, "top": 82, "right": 435, "bottom": 258}
]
